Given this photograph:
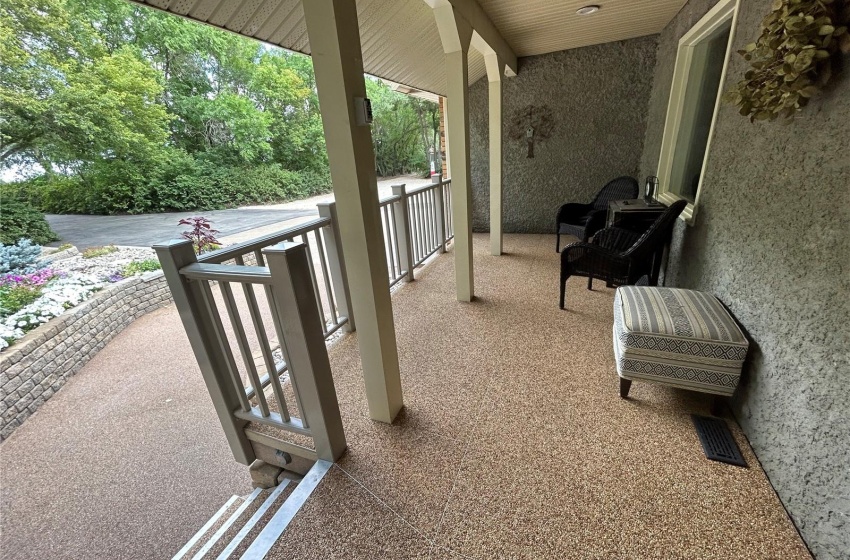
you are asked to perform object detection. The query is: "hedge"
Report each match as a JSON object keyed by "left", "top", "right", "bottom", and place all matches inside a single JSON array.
[{"left": 1, "top": 164, "right": 333, "bottom": 215}]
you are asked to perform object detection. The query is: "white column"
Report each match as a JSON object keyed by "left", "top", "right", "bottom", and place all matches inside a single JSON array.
[
  {"left": 302, "top": 0, "right": 403, "bottom": 423},
  {"left": 435, "top": 5, "right": 474, "bottom": 302},
  {"left": 485, "top": 52, "right": 504, "bottom": 256}
]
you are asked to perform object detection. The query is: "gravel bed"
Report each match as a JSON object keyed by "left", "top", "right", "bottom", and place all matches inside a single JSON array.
[{"left": 48, "top": 246, "right": 157, "bottom": 280}]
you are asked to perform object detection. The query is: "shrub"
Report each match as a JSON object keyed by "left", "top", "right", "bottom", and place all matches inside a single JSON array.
[
  {"left": 6, "top": 158, "right": 334, "bottom": 215},
  {"left": 0, "top": 199, "right": 59, "bottom": 245},
  {"left": 82, "top": 245, "right": 118, "bottom": 259},
  {"left": 0, "top": 240, "right": 43, "bottom": 274},
  {"left": 0, "top": 285, "right": 42, "bottom": 316},
  {"left": 121, "top": 259, "right": 161, "bottom": 277},
  {"left": 57, "top": 243, "right": 73, "bottom": 251}
]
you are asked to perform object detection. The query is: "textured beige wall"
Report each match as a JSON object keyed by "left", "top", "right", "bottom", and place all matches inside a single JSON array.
[
  {"left": 468, "top": 36, "right": 658, "bottom": 233},
  {"left": 641, "top": 0, "right": 850, "bottom": 557}
]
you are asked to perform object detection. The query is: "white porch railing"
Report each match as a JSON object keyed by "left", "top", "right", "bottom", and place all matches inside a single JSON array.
[
  {"left": 381, "top": 178, "right": 453, "bottom": 286},
  {"left": 154, "top": 178, "right": 452, "bottom": 468}
]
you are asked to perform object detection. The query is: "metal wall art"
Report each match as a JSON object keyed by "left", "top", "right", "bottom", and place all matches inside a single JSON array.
[{"left": 509, "top": 105, "right": 554, "bottom": 158}]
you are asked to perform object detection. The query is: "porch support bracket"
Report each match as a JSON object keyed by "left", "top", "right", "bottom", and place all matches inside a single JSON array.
[
  {"left": 424, "top": 0, "right": 517, "bottom": 77},
  {"left": 302, "top": 0, "right": 404, "bottom": 423}
]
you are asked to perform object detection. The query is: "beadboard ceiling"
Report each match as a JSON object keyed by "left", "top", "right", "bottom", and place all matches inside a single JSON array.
[
  {"left": 478, "top": 0, "right": 688, "bottom": 57},
  {"left": 130, "top": 0, "right": 687, "bottom": 95}
]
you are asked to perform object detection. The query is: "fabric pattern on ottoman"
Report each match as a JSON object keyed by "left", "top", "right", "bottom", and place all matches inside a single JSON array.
[{"left": 613, "top": 286, "right": 748, "bottom": 396}]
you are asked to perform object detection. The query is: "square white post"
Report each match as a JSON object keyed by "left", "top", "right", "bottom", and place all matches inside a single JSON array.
[
  {"left": 391, "top": 184, "right": 415, "bottom": 281},
  {"left": 303, "top": 0, "right": 403, "bottom": 423},
  {"left": 264, "top": 242, "right": 347, "bottom": 462},
  {"left": 317, "top": 202, "right": 354, "bottom": 332},
  {"left": 435, "top": 5, "right": 475, "bottom": 302},
  {"left": 485, "top": 53, "right": 505, "bottom": 256}
]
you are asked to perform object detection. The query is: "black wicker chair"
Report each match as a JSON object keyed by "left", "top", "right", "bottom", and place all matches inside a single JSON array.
[
  {"left": 555, "top": 176, "right": 639, "bottom": 252},
  {"left": 559, "top": 199, "right": 687, "bottom": 309}
]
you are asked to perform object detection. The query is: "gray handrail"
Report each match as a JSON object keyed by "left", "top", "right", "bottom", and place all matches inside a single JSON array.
[{"left": 199, "top": 217, "right": 331, "bottom": 264}]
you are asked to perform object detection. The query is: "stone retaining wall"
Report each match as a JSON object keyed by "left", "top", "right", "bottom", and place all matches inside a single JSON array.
[{"left": 0, "top": 272, "right": 172, "bottom": 441}]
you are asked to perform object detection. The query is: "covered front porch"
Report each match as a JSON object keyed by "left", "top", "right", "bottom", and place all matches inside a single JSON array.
[{"left": 250, "top": 234, "right": 806, "bottom": 558}]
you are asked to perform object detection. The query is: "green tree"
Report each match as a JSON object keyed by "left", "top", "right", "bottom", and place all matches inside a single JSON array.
[
  {"left": 0, "top": 0, "right": 171, "bottom": 173},
  {"left": 1, "top": 0, "right": 434, "bottom": 215},
  {"left": 366, "top": 78, "right": 438, "bottom": 177}
]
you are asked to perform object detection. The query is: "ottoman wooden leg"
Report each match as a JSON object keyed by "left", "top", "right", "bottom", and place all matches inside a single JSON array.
[
  {"left": 619, "top": 378, "right": 632, "bottom": 398},
  {"left": 710, "top": 395, "right": 726, "bottom": 416}
]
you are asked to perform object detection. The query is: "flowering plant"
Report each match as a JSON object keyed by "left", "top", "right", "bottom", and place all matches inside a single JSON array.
[
  {"left": 0, "top": 268, "right": 61, "bottom": 287},
  {"left": 0, "top": 274, "right": 103, "bottom": 350}
]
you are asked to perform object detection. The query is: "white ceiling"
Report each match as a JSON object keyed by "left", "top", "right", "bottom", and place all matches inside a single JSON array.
[{"left": 133, "top": 0, "right": 687, "bottom": 95}]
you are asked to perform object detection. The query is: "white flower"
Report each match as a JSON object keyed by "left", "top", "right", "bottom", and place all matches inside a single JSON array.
[{"left": 1, "top": 271, "right": 104, "bottom": 350}]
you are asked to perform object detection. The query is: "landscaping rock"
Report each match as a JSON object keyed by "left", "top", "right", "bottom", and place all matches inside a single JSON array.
[{"left": 50, "top": 246, "right": 156, "bottom": 279}]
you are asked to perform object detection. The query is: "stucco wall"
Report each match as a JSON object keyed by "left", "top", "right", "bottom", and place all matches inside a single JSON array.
[
  {"left": 469, "top": 37, "right": 657, "bottom": 233},
  {"left": 641, "top": 0, "right": 850, "bottom": 558}
]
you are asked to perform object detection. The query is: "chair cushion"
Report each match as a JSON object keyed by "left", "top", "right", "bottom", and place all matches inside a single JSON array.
[{"left": 613, "top": 286, "right": 748, "bottom": 396}]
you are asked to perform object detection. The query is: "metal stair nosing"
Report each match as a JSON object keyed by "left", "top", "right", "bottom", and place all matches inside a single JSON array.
[
  {"left": 214, "top": 479, "right": 293, "bottom": 560},
  {"left": 190, "top": 487, "right": 264, "bottom": 560},
  {"left": 239, "top": 460, "right": 333, "bottom": 560},
  {"left": 172, "top": 496, "right": 241, "bottom": 560}
]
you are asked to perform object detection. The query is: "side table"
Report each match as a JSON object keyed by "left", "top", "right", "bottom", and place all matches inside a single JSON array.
[
  {"left": 606, "top": 199, "right": 669, "bottom": 285},
  {"left": 606, "top": 199, "right": 667, "bottom": 232}
]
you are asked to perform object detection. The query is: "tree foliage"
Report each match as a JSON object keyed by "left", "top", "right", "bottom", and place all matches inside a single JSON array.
[
  {"left": 367, "top": 79, "right": 439, "bottom": 177},
  {"left": 0, "top": 0, "right": 438, "bottom": 214}
]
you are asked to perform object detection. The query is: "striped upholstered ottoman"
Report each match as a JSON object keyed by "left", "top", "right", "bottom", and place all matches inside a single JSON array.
[{"left": 613, "top": 286, "right": 748, "bottom": 403}]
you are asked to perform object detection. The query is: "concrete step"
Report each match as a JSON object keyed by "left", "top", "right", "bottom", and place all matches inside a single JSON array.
[
  {"left": 171, "top": 460, "right": 332, "bottom": 560},
  {"left": 191, "top": 487, "right": 266, "bottom": 560},
  {"left": 215, "top": 478, "right": 297, "bottom": 559},
  {"left": 172, "top": 496, "right": 243, "bottom": 560}
]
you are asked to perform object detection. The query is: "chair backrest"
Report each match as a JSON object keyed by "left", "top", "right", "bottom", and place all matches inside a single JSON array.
[
  {"left": 623, "top": 199, "right": 688, "bottom": 260},
  {"left": 591, "top": 176, "right": 639, "bottom": 211}
]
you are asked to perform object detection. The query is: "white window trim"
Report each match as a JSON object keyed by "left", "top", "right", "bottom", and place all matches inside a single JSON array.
[{"left": 656, "top": 0, "right": 739, "bottom": 225}]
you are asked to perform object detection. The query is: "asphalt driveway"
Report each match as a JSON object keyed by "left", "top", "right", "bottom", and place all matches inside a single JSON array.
[
  {"left": 45, "top": 207, "right": 318, "bottom": 249},
  {"left": 44, "top": 176, "right": 433, "bottom": 249}
]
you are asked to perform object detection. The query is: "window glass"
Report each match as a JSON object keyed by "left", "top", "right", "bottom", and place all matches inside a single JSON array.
[{"left": 669, "top": 23, "right": 732, "bottom": 203}]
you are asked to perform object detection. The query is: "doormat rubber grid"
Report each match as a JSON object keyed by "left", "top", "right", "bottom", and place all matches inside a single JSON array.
[{"left": 691, "top": 415, "right": 748, "bottom": 467}]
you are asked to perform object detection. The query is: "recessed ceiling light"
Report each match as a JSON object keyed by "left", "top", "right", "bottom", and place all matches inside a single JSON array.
[{"left": 576, "top": 5, "right": 601, "bottom": 15}]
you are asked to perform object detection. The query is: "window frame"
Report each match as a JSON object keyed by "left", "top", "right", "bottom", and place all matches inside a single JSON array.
[{"left": 656, "top": 0, "right": 739, "bottom": 224}]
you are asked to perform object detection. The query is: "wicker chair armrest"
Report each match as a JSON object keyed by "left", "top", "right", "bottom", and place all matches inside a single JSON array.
[
  {"left": 556, "top": 203, "right": 592, "bottom": 224},
  {"left": 560, "top": 241, "right": 627, "bottom": 265},
  {"left": 592, "top": 226, "right": 642, "bottom": 253},
  {"left": 584, "top": 209, "right": 609, "bottom": 237}
]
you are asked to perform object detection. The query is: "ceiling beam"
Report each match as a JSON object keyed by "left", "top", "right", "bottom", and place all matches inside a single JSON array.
[{"left": 423, "top": 0, "right": 517, "bottom": 77}]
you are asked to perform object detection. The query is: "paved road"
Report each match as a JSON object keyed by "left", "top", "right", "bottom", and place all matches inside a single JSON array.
[
  {"left": 46, "top": 207, "right": 318, "bottom": 250},
  {"left": 45, "top": 176, "right": 433, "bottom": 249}
]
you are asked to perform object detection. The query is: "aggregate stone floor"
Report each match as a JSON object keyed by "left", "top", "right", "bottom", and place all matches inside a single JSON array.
[
  {"left": 0, "top": 307, "right": 252, "bottom": 560},
  {"left": 265, "top": 234, "right": 811, "bottom": 560},
  {"left": 0, "top": 233, "right": 811, "bottom": 559}
]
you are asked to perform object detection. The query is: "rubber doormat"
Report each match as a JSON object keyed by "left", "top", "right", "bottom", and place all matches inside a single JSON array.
[{"left": 691, "top": 415, "right": 748, "bottom": 467}]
